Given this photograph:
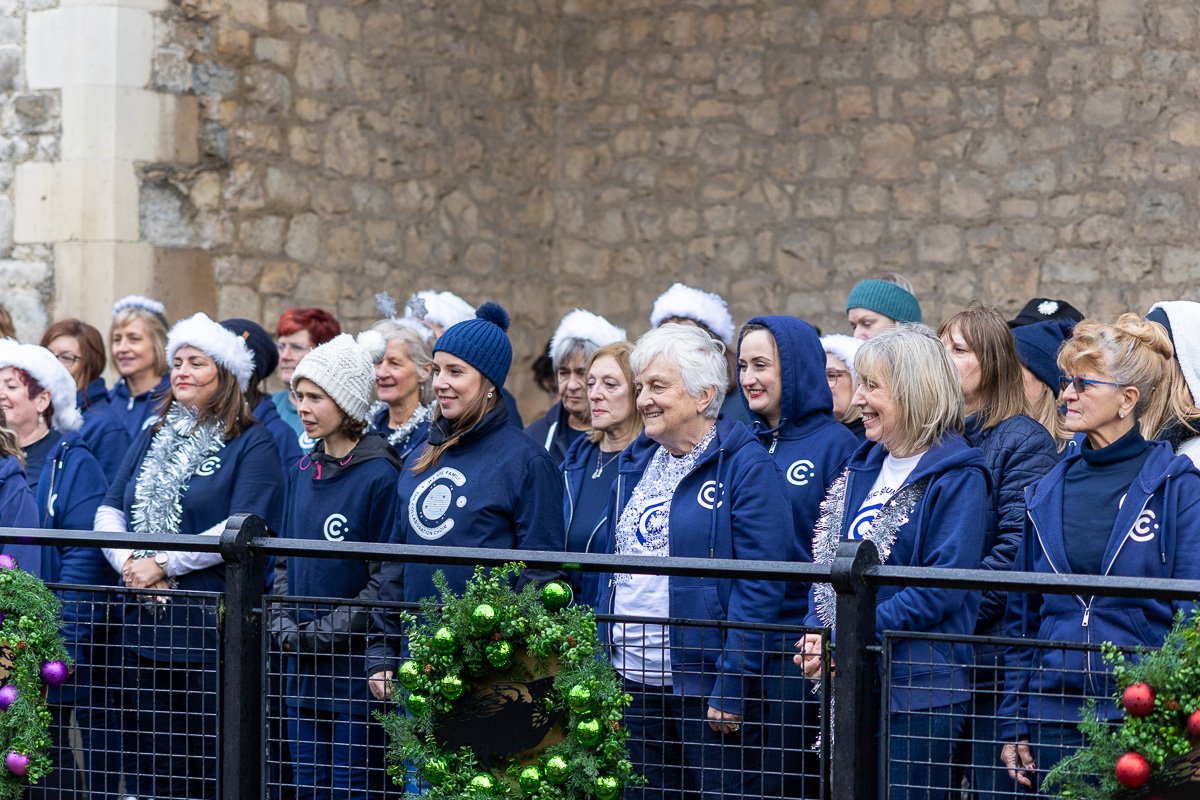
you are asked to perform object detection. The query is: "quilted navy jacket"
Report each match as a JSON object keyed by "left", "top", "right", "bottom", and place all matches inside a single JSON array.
[{"left": 963, "top": 413, "right": 1058, "bottom": 632}]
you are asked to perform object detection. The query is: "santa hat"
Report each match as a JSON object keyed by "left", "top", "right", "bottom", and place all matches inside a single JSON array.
[
  {"left": 550, "top": 309, "right": 627, "bottom": 366},
  {"left": 820, "top": 334, "right": 863, "bottom": 381},
  {"left": 113, "top": 294, "right": 168, "bottom": 327},
  {"left": 406, "top": 290, "right": 476, "bottom": 332},
  {"left": 649, "top": 283, "right": 736, "bottom": 346},
  {"left": 1147, "top": 301, "right": 1200, "bottom": 406},
  {"left": 0, "top": 339, "right": 83, "bottom": 432},
  {"left": 166, "top": 313, "right": 256, "bottom": 391}
]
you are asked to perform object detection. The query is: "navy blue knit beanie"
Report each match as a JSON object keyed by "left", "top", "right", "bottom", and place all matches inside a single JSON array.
[
  {"left": 220, "top": 318, "right": 278, "bottom": 381},
  {"left": 845, "top": 279, "right": 922, "bottom": 324},
  {"left": 1012, "top": 318, "right": 1076, "bottom": 393},
  {"left": 433, "top": 301, "right": 513, "bottom": 390}
]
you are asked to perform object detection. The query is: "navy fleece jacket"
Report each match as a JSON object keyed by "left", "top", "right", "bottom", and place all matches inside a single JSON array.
[
  {"left": 738, "top": 316, "right": 858, "bottom": 632},
  {"left": 593, "top": 417, "right": 793, "bottom": 717},
  {"left": 999, "top": 440, "right": 1200, "bottom": 739},
  {"left": 108, "top": 374, "right": 170, "bottom": 437}
]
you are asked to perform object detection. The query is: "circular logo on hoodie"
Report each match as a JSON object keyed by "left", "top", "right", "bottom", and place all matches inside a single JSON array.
[
  {"left": 324, "top": 514, "right": 348, "bottom": 541},
  {"left": 697, "top": 480, "right": 724, "bottom": 510},
  {"left": 409, "top": 467, "right": 468, "bottom": 540},
  {"left": 787, "top": 459, "right": 815, "bottom": 486},
  {"left": 1130, "top": 509, "right": 1159, "bottom": 543},
  {"left": 196, "top": 457, "right": 221, "bottom": 477}
]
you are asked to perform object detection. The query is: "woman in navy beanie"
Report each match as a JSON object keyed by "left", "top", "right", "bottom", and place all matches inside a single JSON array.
[
  {"left": 366, "top": 302, "right": 566, "bottom": 699},
  {"left": 1012, "top": 318, "right": 1075, "bottom": 451}
]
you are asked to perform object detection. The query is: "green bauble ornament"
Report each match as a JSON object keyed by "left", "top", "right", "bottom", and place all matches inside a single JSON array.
[
  {"left": 541, "top": 581, "right": 572, "bottom": 612},
  {"left": 595, "top": 775, "right": 621, "bottom": 800},
  {"left": 432, "top": 626, "right": 457, "bottom": 654},
  {"left": 406, "top": 691, "right": 429, "bottom": 716},
  {"left": 468, "top": 773, "right": 495, "bottom": 793},
  {"left": 518, "top": 765, "right": 543, "bottom": 794},
  {"left": 544, "top": 755, "right": 570, "bottom": 784},
  {"left": 471, "top": 603, "right": 497, "bottom": 633},
  {"left": 440, "top": 674, "right": 465, "bottom": 700},
  {"left": 396, "top": 660, "right": 421, "bottom": 690},
  {"left": 568, "top": 684, "right": 594, "bottom": 714},
  {"left": 575, "top": 717, "right": 603, "bottom": 746},
  {"left": 424, "top": 757, "right": 449, "bottom": 786},
  {"left": 485, "top": 640, "right": 513, "bottom": 669}
]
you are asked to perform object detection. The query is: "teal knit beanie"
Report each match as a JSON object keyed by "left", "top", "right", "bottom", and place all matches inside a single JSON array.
[
  {"left": 433, "top": 301, "right": 513, "bottom": 390},
  {"left": 845, "top": 279, "right": 922, "bottom": 324}
]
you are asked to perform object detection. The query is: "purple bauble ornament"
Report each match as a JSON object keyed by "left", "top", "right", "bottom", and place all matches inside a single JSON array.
[
  {"left": 0, "top": 685, "right": 16, "bottom": 711},
  {"left": 0, "top": 554, "right": 17, "bottom": 570},
  {"left": 5, "top": 751, "right": 27, "bottom": 776},
  {"left": 40, "top": 660, "right": 68, "bottom": 687}
]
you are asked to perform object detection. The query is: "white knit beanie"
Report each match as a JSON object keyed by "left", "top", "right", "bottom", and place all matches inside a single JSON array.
[
  {"left": 0, "top": 339, "right": 83, "bottom": 432},
  {"left": 291, "top": 331, "right": 387, "bottom": 424}
]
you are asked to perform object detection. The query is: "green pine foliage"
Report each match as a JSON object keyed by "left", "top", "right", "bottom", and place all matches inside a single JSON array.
[
  {"left": 377, "top": 564, "right": 640, "bottom": 799},
  {"left": 1043, "top": 608, "right": 1200, "bottom": 800},
  {"left": 0, "top": 566, "right": 73, "bottom": 800}
]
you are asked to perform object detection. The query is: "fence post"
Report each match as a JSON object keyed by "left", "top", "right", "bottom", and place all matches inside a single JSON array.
[
  {"left": 220, "top": 513, "right": 268, "bottom": 800},
  {"left": 830, "top": 539, "right": 880, "bottom": 800}
]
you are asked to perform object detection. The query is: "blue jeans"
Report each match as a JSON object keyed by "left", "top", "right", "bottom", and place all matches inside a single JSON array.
[
  {"left": 287, "top": 704, "right": 388, "bottom": 800},
  {"left": 888, "top": 701, "right": 967, "bottom": 800},
  {"left": 622, "top": 678, "right": 762, "bottom": 800}
]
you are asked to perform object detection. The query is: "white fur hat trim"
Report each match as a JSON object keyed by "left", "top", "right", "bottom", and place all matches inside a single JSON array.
[
  {"left": 1149, "top": 301, "right": 1200, "bottom": 406},
  {"left": 0, "top": 339, "right": 83, "bottom": 432},
  {"left": 113, "top": 294, "right": 165, "bottom": 318},
  {"left": 408, "top": 290, "right": 475, "bottom": 331},
  {"left": 649, "top": 283, "right": 736, "bottom": 346},
  {"left": 820, "top": 334, "right": 863, "bottom": 381},
  {"left": 166, "top": 312, "right": 256, "bottom": 391},
  {"left": 550, "top": 309, "right": 627, "bottom": 366}
]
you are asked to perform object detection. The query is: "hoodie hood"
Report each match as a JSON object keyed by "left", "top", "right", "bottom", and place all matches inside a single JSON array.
[
  {"left": 848, "top": 431, "right": 988, "bottom": 489},
  {"left": 0, "top": 453, "right": 26, "bottom": 485},
  {"left": 738, "top": 315, "right": 837, "bottom": 441},
  {"left": 304, "top": 433, "right": 402, "bottom": 481}
]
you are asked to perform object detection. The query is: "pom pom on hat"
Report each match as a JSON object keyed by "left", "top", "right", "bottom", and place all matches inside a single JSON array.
[
  {"left": 291, "top": 331, "right": 387, "bottom": 424},
  {"left": 650, "top": 283, "right": 736, "bottom": 346},
  {"left": 550, "top": 310, "right": 626, "bottom": 366},
  {"left": 166, "top": 313, "right": 256, "bottom": 392},
  {"left": 0, "top": 339, "right": 83, "bottom": 432},
  {"left": 433, "top": 302, "right": 514, "bottom": 390}
]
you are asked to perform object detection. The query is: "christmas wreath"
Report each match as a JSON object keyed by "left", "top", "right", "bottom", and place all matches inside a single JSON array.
[
  {"left": 1044, "top": 608, "right": 1200, "bottom": 799},
  {"left": 0, "top": 554, "right": 73, "bottom": 799},
  {"left": 378, "top": 564, "right": 638, "bottom": 799}
]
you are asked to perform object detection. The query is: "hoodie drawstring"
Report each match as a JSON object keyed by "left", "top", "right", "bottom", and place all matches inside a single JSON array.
[{"left": 709, "top": 449, "right": 725, "bottom": 558}]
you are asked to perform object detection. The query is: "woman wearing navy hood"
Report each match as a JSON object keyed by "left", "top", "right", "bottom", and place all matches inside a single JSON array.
[
  {"left": 96, "top": 312, "right": 285, "bottom": 800},
  {"left": 799, "top": 324, "right": 989, "bottom": 800},
  {"left": 270, "top": 329, "right": 400, "bottom": 799},
  {"left": 42, "top": 318, "right": 132, "bottom": 474},
  {"left": 591, "top": 323, "right": 793, "bottom": 798},
  {"left": 367, "top": 302, "right": 564, "bottom": 699},
  {"left": 737, "top": 316, "right": 858, "bottom": 798},
  {"left": 107, "top": 295, "right": 171, "bottom": 437},
  {"left": 999, "top": 315, "right": 1200, "bottom": 792}
]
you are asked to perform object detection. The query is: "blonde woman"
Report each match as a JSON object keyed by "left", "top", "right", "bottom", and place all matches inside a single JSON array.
[{"left": 108, "top": 295, "right": 170, "bottom": 436}]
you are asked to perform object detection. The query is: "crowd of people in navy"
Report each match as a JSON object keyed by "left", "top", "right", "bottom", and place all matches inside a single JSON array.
[{"left": 0, "top": 276, "right": 1199, "bottom": 800}]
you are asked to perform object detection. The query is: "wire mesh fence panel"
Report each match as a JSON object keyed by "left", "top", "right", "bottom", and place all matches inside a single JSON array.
[
  {"left": 41, "top": 584, "right": 223, "bottom": 800},
  {"left": 881, "top": 631, "right": 1139, "bottom": 800}
]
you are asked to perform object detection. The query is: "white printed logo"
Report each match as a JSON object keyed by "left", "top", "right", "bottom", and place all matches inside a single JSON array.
[
  {"left": 323, "top": 513, "right": 348, "bottom": 542},
  {"left": 849, "top": 505, "right": 881, "bottom": 540},
  {"left": 141, "top": 415, "right": 160, "bottom": 431},
  {"left": 196, "top": 457, "right": 221, "bottom": 477},
  {"left": 299, "top": 432, "right": 316, "bottom": 450},
  {"left": 409, "top": 467, "right": 468, "bottom": 540},
  {"left": 1129, "top": 509, "right": 1159, "bottom": 543},
  {"left": 697, "top": 480, "right": 724, "bottom": 510},
  {"left": 787, "top": 459, "right": 816, "bottom": 487}
]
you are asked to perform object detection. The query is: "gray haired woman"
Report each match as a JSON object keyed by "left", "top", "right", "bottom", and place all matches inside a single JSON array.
[{"left": 368, "top": 319, "right": 435, "bottom": 462}]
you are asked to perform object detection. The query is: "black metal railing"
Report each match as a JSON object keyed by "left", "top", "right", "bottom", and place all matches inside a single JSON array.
[{"left": 5, "top": 518, "right": 1200, "bottom": 800}]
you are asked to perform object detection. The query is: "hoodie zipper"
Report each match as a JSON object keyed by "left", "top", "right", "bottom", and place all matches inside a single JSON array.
[
  {"left": 563, "top": 468, "right": 576, "bottom": 551},
  {"left": 769, "top": 436, "right": 778, "bottom": 454},
  {"left": 1030, "top": 508, "right": 1098, "bottom": 694}
]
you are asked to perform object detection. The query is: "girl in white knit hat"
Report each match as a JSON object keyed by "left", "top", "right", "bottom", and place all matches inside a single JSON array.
[{"left": 269, "top": 330, "right": 401, "bottom": 796}]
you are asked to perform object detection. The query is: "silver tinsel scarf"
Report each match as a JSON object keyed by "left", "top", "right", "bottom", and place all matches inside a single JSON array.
[
  {"left": 131, "top": 404, "right": 227, "bottom": 538},
  {"left": 371, "top": 400, "right": 434, "bottom": 451}
]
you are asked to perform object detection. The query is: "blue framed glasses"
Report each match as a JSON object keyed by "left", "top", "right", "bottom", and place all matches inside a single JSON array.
[{"left": 1059, "top": 376, "right": 1124, "bottom": 393}]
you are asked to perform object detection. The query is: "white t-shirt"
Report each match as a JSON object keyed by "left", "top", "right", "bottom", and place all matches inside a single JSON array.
[{"left": 847, "top": 451, "right": 925, "bottom": 540}]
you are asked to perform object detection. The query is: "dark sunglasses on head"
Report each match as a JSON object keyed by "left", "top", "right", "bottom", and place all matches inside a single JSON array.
[{"left": 1059, "top": 376, "right": 1124, "bottom": 393}]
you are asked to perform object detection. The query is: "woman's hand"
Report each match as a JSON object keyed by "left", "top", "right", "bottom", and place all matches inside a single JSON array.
[
  {"left": 706, "top": 705, "right": 743, "bottom": 735},
  {"left": 794, "top": 633, "right": 829, "bottom": 679},
  {"left": 369, "top": 671, "right": 394, "bottom": 701},
  {"left": 1001, "top": 741, "right": 1036, "bottom": 787},
  {"left": 122, "top": 557, "right": 166, "bottom": 589}
]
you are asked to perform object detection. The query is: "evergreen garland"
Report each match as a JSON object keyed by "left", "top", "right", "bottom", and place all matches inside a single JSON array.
[
  {"left": 0, "top": 560, "right": 73, "bottom": 799},
  {"left": 378, "top": 564, "right": 639, "bottom": 799},
  {"left": 1044, "top": 608, "right": 1200, "bottom": 799}
]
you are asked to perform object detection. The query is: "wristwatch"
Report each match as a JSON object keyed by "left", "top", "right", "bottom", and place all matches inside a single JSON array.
[{"left": 153, "top": 552, "right": 169, "bottom": 572}]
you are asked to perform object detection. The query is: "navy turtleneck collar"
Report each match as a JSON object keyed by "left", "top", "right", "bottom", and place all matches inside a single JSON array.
[{"left": 1079, "top": 424, "right": 1148, "bottom": 466}]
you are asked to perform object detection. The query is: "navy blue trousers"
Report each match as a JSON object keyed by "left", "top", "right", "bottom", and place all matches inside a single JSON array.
[{"left": 888, "top": 701, "right": 968, "bottom": 800}]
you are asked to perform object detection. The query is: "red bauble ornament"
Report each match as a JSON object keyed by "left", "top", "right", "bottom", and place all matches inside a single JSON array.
[
  {"left": 1188, "top": 709, "right": 1200, "bottom": 738},
  {"left": 1115, "top": 752, "right": 1150, "bottom": 788},
  {"left": 1123, "top": 682, "right": 1156, "bottom": 717}
]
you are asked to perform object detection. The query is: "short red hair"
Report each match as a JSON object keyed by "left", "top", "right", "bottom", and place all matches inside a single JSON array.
[{"left": 276, "top": 308, "right": 341, "bottom": 345}]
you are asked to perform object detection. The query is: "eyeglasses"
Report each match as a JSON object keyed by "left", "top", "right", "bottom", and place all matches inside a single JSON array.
[
  {"left": 55, "top": 353, "right": 82, "bottom": 366},
  {"left": 277, "top": 343, "right": 311, "bottom": 356},
  {"left": 1059, "top": 376, "right": 1125, "bottom": 394},
  {"left": 825, "top": 369, "right": 849, "bottom": 384}
]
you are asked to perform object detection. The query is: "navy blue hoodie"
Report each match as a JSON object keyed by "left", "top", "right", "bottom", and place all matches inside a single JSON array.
[
  {"left": 593, "top": 417, "right": 793, "bottom": 717},
  {"left": 254, "top": 396, "right": 303, "bottom": 473},
  {"left": 525, "top": 401, "right": 585, "bottom": 467},
  {"left": 108, "top": 374, "right": 170, "bottom": 437},
  {"left": 366, "top": 403, "right": 565, "bottom": 675},
  {"left": 275, "top": 436, "right": 400, "bottom": 717},
  {"left": 561, "top": 435, "right": 621, "bottom": 603},
  {"left": 738, "top": 316, "right": 858, "bottom": 633},
  {"left": 0, "top": 455, "right": 39, "bottom": 542},
  {"left": 999, "top": 441, "right": 1200, "bottom": 738},
  {"left": 77, "top": 378, "right": 132, "bottom": 475},
  {"left": 806, "top": 434, "right": 990, "bottom": 712},
  {"left": 105, "top": 419, "right": 285, "bottom": 663}
]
